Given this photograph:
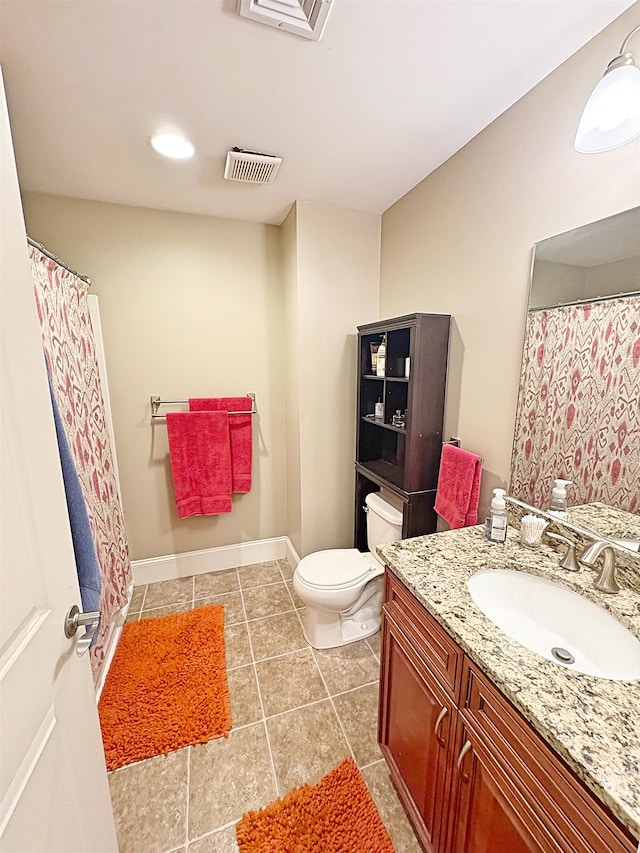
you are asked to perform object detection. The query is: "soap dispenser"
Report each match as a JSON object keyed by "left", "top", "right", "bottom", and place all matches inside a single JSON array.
[
  {"left": 487, "top": 488, "right": 508, "bottom": 543},
  {"left": 549, "top": 479, "right": 572, "bottom": 518}
]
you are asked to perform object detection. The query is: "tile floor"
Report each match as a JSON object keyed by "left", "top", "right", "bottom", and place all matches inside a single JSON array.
[{"left": 108, "top": 560, "right": 422, "bottom": 853}]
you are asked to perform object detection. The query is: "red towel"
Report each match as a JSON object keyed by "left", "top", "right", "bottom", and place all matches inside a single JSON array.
[
  {"left": 434, "top": 444, "right": 483, "bottom": 529},
  {"left": 189, "top": 397, "right": 253, "bottom": 493},
  {"left": 166, "top": 411, "right": 232, "bottom": 518}
]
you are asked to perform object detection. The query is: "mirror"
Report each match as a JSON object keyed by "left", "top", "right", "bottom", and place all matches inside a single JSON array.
[
  {"left": 510, "top": 207, "right": 640, "bottom": 553},
  {"left": 529, "top": 207, "right": 640, "bottom": 310}
]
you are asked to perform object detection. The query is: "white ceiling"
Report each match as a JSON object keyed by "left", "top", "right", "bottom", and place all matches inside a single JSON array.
[{"left": 0, "top": 0, "right": 634, "bottom": 226}]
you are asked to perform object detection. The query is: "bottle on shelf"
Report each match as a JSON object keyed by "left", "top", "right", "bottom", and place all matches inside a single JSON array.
[
  {"left": 392, "top": 409, "right": 406, "bottom": 428},
  {"left": 376, "top": 335, "right": 386, "bottom": 377},
  {"left": 375, "top": 399, "right": 384, "bottom": 420}
]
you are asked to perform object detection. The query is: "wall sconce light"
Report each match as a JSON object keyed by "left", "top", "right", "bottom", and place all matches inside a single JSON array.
[{"left": 574, "top": 24, "right": 640, "bottom": 153}]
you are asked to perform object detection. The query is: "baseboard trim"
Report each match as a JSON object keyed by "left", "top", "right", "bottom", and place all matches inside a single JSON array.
[{"left": 130, "top": 536, "right": 294, "bottom": 586}]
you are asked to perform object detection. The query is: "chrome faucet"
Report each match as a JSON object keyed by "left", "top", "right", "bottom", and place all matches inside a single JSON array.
[{"left": 579, "top": 540, "right": 619, "bottom": 594}]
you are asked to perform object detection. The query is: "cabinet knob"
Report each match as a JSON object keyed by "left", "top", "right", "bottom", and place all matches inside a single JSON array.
[{"left": 456, "top": 740, "right": 473, "bottom": 781}]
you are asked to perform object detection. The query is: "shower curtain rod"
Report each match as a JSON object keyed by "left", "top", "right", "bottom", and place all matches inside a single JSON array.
[
  {"left": 529, "top": 289, "right": 640, "bottom": 313},
  {"left": 27, "top": 236, "right": 92, "bottom": 286}
]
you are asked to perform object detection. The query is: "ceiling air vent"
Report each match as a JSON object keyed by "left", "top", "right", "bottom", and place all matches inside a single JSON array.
[
  {"left": 224, "top": 148, "right": 282, "bottom": 184},
  {"left": 237, "top": 0, "right": 333, "bottom": 41}
]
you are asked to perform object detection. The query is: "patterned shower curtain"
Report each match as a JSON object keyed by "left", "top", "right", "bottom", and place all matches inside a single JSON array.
[
  {"left": 30, "top": 246, "right": 130, "bottom": 682},
  {"left": 510, "top": 295, "right": 640, "bottom": 513}
]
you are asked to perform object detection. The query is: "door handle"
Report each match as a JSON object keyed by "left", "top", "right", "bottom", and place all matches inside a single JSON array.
[
  {"left": 64, "top": 605, "right": 101, "bottom": 656},
  {"left": 434, "top": 706, "right": 448, "bottom": 747},
  {"left": 456, "top": 740, "right": 472, "bottom": 782}
]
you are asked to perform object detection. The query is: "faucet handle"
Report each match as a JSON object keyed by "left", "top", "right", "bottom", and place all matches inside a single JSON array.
[
  {"left": 580, "top": 540, "right": 620, "bottom": 594},
  {"left": 546, "top": 532, "right": 580, "bottom": 572}
]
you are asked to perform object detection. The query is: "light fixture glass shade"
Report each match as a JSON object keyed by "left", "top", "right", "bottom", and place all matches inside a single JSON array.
[
  {"left": 150, "top": 133, "right": 195, "bottom": 160},
  {"left": 574, "top": 63, "right": 640, "bottom": 153}
]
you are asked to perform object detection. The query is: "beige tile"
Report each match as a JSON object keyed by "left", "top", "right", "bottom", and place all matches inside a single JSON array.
[
  {"left": 361, "top": 760, "right": 423, "bottom": 853},
  {"left": 125, "top": 610, "right": 140, "bottom": 623},
  {"left": 227, "top": 665, "right": 263, "bottom": 728},
  {"left": 277, "top": 559, "right": 294, "bottom": 580},
  {"left": 224, "top": 623, "right": 252, "bottom": 669},
  {"left": 238, "top": 561, "right": 282, "bottom": 589},
  {"left": 108, "top": 748, "right": 188, "bottom": 853},
  {"left": 194, "top": 569, "right": 239, "bottom": 598},
  {"left": 256, "top": 649, "right": 327, "bottom": 717},
  {"left": 367, "top": 629, "right": 382, "bottom": 661},
  {"left": 266, "top": 700, "right": 351, "bottom": 795},
  {"left": 130, "top": 585, "right": 146, "bottom": 611},
  {"left": 140, "top": 601, "right": 192, "bottom": 620},
  {"left": 193, "top": 591, "right": 245, "bottom": 626},
  {"left": 313, "top": 639, "right": 380, "bottom": 695},
  {"left": 189, "top": 826, "right": 238, "bottom": 853},
  {"left": 243, "top": 582, "right": 294, "bottom": 620},
  {"left": 189, "top": 723, "right": 276, "bottom": 837},
  {"left": 248, "top": 611, "right": 306, "bottom": 661},
  {"left": 286, "top": 580, "right": 303, "bottom": 609},
  {"left": 143, "top": 577, "right": 193, "bottom": 610},
  {"left": 333, "top": 683, "right": 382, "bottom": 767}
]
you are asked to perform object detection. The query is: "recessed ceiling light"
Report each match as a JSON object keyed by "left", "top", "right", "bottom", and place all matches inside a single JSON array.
[{"left": 150, "top": 133, "right": 195, "bottom": 160}]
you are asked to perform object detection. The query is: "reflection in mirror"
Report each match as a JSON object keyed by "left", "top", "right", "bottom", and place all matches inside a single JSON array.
[
  {"left": 510, "top": 207, "right": 640, "bottom": 546},
  {"left": 529, "top": 207, "right": 640, "bottom": 310},
  {"left": 506, "top": 496, "right": 640, "bottom": 555}
]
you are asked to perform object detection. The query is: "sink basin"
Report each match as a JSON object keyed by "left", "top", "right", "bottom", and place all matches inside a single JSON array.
[{"left": 467, "top": 569, "right": 640, "bottom": 680}]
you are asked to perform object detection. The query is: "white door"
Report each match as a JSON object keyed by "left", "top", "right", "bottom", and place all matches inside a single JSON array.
[{"left": 0, "top": 69, "right": 118, "bottom": 852}]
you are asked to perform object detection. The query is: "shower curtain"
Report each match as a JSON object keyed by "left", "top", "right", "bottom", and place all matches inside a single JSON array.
[
  {"left": 30, "top": 246, "right": 130, "bottom": 682},
  {"left": 510, "top": 295, "right": 640, "bottom": 513}
]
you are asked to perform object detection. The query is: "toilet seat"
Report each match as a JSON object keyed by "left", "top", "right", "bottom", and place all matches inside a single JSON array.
[{"left": 296, "top": 548, "right": 380, "bottom": 590}]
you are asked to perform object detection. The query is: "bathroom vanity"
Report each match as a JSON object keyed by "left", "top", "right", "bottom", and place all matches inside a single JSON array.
[{"left": 377, "top": 527, "right": 640, "bottom": 853}]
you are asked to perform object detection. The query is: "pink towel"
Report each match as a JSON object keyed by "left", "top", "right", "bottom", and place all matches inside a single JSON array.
[
  {"left": 166, "top": 411, "right": 232, "bottom": 518},
  {"left": 434, "top": 444, "right": 483, "bottom": 529},
  {"left": 189, "top": 398, "right": 253, "bottom": 493}
]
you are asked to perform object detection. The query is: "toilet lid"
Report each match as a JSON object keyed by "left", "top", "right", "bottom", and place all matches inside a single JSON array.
[{"left": 297, "top": 548, "right": 375, "bottom": 589}]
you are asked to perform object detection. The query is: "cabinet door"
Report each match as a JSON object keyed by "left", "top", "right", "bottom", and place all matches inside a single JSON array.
[
  {"left": 447, "top": 718, "right": 545, "bottom": 853},
  {"left": 459, "top": 661, "right": 637, "bottom": 853},
  {"left": 379, "top": 612, "right": 454, "bottom": 853}
]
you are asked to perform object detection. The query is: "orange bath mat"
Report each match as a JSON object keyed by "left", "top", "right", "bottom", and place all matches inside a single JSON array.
[
  {"left": 98, "top": 604, "right": 231, "bottom": 771},
  {"left": 236, "top": 757, "right": 395, "bottom": 852}
]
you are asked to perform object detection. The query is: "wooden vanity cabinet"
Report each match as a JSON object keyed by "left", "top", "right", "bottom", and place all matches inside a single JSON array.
[
  {"left": 379, "top": 612, "right": 456, "bottom": 851},
  {"left": 379, "top": 571, "right": 637, "bottom": 853}
]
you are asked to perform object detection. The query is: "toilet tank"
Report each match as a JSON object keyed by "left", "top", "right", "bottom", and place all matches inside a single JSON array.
[{"left": 365, "top": 492, "right": 403, "bottom": 552}]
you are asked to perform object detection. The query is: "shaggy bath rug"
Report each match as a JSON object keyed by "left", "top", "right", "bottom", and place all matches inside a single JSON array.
[
  {"left": 98, "top": 604, "right": 231, "bottom": 771},
  {"left": 236, "top": 757, "right": 395, "bottom": 852}
]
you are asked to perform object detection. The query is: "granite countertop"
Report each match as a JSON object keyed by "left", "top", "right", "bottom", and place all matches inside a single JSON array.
[{"left": 378, "top": 525, "right": 640, "bottom": 839}]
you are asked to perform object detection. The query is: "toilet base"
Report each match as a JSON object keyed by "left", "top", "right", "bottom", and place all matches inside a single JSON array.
[{"left": 300, "top": 578, "right": 383, "bottom": 649}]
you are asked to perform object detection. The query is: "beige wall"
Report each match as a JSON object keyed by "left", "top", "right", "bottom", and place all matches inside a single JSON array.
[
  {"left": 22, "top": 193, "right": 380, "bottom": 562},
  {"left": 379, "top": 5, "right": 640, "bottom": 523},
  {"left": 281, "top": 205, "right": 302, "bottom": 553},
  {"left": 23, "top": 194, "right": 287, "bottom": 560},
  {"left": 293, "top": 201, "right": 380, "bottom": 556},
  {"left": 281, "top": 202, "right": 380, "bottom": 557}
]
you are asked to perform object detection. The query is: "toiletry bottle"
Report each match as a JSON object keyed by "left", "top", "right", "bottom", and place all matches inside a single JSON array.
[
  {"left": 488, "top": 488, "right": 508, "bottom": 543},
  {"left": 376, "top": 336, "right": 386, "bottom": 377},
  {"left": 549, "top": 479, "right": 572, "bottom": 518},
  {"left": 374, "top": 398, "right": 384, "bottom": 420}
]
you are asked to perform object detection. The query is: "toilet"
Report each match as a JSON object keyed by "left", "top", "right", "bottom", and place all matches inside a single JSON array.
[{"left": 293, "top": 491, "right": 403, "bottom": 649}]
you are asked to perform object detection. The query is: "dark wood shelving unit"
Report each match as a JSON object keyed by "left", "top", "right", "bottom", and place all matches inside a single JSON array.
[{"left": 354, "top": 312, "right": 450, "bottom": 549}]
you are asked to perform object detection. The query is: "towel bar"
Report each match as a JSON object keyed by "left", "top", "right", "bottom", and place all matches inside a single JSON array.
[
  {"left": 442, "top": 437, "right": 484, "bottom": 464},
  {"left": 150, "top": 392, "right": 257, "bottom": 421}
]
